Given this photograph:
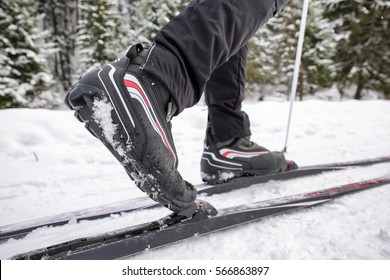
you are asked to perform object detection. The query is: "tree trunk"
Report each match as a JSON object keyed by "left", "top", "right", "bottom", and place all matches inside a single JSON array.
[
  {"left": 355, "top": 73, "right": 364, "bottom": 100},
  {"left": 298, "top": 64, "right": 306, "bottom": 101}
]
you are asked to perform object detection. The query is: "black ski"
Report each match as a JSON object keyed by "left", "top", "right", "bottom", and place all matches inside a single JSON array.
[
  {"left": 11, "top": 176, "right": 390, "bottom": 260},
  {"left": 1, "top": 155, "right": 389, "bottom": 241}
]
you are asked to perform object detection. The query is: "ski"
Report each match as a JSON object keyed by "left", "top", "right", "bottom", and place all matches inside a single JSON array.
[
  {"left": 1, "top": 155, "right": 389, "bottom": 242},
  {"left": 11, "top": 176, "right": 390, "bottom": 260}
]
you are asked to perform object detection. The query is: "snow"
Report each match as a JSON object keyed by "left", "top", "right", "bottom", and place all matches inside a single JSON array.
[
  {"left": 92, "top": 98, "right": 128, "bottom": 158},
  {"left": 0, "top": 99, "right": 390, "bottom": 260}
]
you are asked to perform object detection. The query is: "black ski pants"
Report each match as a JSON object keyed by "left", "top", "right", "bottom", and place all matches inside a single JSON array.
[{"left": 144, "top": 0, "right": 289, "bottom": 142}]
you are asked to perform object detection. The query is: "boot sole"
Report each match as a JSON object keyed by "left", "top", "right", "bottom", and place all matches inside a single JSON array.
[{"left": 201, "top": 162, "right": 290, "bottom": 185}]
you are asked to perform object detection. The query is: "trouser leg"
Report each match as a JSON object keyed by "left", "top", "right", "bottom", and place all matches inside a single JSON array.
[
  {"left": 205, "top": 44, "right": 251, "bottom": 143},
  {"left": 143, "top": 0, "right": 288, "bottom": 113}
]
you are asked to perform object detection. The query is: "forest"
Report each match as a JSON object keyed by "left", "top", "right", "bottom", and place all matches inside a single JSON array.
[{"left": 0, "top": 0, "right": 389, "bottom": 109}]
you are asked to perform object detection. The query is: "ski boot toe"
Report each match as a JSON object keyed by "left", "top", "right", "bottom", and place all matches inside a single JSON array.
[
  {"left": 190, "top": 200, "right": 218, "bottom": 221},
  {"left": 284, "top": 160, "right": 299, "bottom": 171}
]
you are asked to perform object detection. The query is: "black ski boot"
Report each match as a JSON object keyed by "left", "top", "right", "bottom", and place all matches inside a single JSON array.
[
  {"left": 65, "top": 44, "right": 200, "bottom": 217},
  {"left": 201, "top": 134, "right": 298, "bottom": 184},
  {"left": 191, "top": 200, "right": 218, "bottom": 221},
  {"left": 159, "top": 199, "right": 218, "bottom": 226}
]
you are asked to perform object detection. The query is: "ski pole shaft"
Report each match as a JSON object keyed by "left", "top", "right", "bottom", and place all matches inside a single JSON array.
[{"left": 283, "top": 0, "right": 310, "bottom": 152}]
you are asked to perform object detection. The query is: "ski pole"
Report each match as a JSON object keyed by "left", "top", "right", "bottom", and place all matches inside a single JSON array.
[{"left": 283, "top": 0, "right": 310, "bottom": 152}]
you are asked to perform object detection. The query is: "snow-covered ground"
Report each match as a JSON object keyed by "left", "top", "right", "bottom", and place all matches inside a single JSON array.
[{"left": 0, "top": 99, "right": 390, "bottom": 259}]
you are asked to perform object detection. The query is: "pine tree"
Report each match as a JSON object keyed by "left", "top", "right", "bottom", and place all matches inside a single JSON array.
[
  {"left": 247, "top": 0, "right": 336, "bottom": 100},
  {"left": 38, "top": 0, "right": 78, "bottom": 93},
  {"left": 0, "top": 0, "right": 58, "bottom": 109},
  {"left": 76, "top": 0, "right": 128, "bottom": 74},
  {"left": 247, "top": 23, "right": 278, "bottom": 93},
  {"left": 130, "top": 0, "right": 188, "bottom": 44},
  {"left": 301, "top": 0, "right": 336, "bottom": 96},
  {"left": 325, "top": 0, "right": 390, "bottom": 99}
]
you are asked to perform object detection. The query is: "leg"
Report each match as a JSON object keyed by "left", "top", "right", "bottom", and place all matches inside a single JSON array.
[
  {"left": 205, "top": 44, "right": 251, "bottom": 144},
  {"left": 200, "top": 46, "right": 295, "bottom": 183},
  {"left": 143, "top": 0, "right": 287, "bottom": 113},
  {"left": 197, "top": 2, "right": 297, "bottom": 182}
]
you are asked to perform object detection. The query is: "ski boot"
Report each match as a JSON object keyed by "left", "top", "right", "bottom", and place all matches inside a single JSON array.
[
  {"left": 201, "top": 135, "right": 298, "bottom": 184},
  {"left": 65, "top": 44, "right": 199, "bottom": 217},
  {"left": 158, "top": 199, "right": 218, "bottom": 227}
]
